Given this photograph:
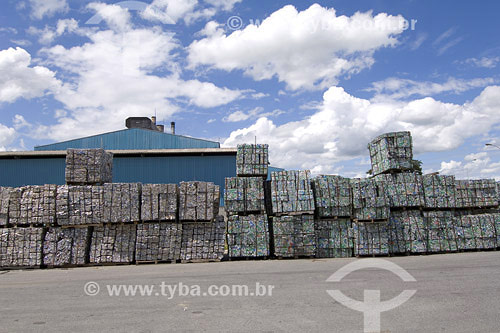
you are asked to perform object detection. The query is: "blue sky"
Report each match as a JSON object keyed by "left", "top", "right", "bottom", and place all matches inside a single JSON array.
[{"left": 0, "top": 0, "right": 499, "bottom": 179}]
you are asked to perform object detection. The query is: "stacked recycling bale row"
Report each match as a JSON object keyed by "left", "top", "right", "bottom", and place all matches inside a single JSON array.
[
  {"left": 225, "top": 144, "right": 270, "bottom": 259},
  {"left": 312, "top": 176, "right": 354, "bottom": 258},
  {"left": 270, "top": 170, "right": 316, "bottom": 257},
  {"left": 65, "top": 148, "right": 113, "bottom": 185},
  {"left": 178, "top": 181, "right": 224, "bottom": 262},
  {"left": 0, "top": 228, "right": 44, "bottom": 268},
  {"left": 455, "top": 180, "right": 498, "bottom": 208}
]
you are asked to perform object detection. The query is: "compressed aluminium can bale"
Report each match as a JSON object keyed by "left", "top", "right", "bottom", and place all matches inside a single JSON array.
[
  {"left": 89, "top": 224, "right": 136, "bottom": 264},
  {"left": 350, "top": 178, "right": 390, "bottom": 220},
  {"left": 135, "top": 223, "right": 182, "bottom": 261},
  {"left": 224, "top": 177, "right": 265, "bottom": 215},
  {"left": 455, "top": 214, "right": 497, "bottom": 250},
  {"left": 424, "top": 211, "right": 458, "bottom": 253},
  {"left": 102, "top": 183, "right": 141, "bottom": 223},
  {"left": 270, "top": 170, "right": 315, "bottom": 215},
  {"left": 43, "top": 227, "right": 90, "bottom": 266},
  {"left": 227, "top": 214, "right": 270, "bottom": 258},
  {"left": 389, "top": 210, "right": 427, "bottom": 254},
  {"left": 0, "top": 187, "right": 12, "bottom": 226},
  {"left": 56, "top": 185, "right": 104, "bottom": 226},
  {"left": 312, "top": 175, "right": 352, "bottom": 218},
  {"left": 236, "top": 144, "right": 268, "bottom": 177},
  {"left": 423, "top": 175, "right": 456, "bottom": 209},
  {"left": 353, "top": 221, "right": 390, "bottom": 256},
  {"left": 179, "top": 181, "right": 220, "bottom": 222},
  {"left": 272, "top": 215, "right": 316, "bottom": 257},
  {"left": 180, "top": 217, "right": 226, "bottom": 261},
  {"left": 375, "top": 173, "right": 425, "bottom": 208},
  {"left": 0, "top": 227, "right": 43, "bottom": 268},
  {"left": 494, "top": 213, "right": 500, "bottom": 247},
  {"left": 368, "top": 131, "right": 413, "bottom": 176},
  {"left": 9, "top": 185, "right": 57, "bottom": 226},
  {"left": 65, "top": 148, "right": 113, "bottom": 185},
  {"left": 455, "top": 179, "right": 498, "bottom": 208},
  {"left": 314, "top": 218, "right": 353, "bottom": 258},
  {"left": 141, "top": 184, "right": 178, "bottom": 221}
]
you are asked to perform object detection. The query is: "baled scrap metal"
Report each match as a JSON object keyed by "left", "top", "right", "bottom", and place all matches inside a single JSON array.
[
  {"left": 65, "top": 148, "right": 113, "bottom": 185},
  {"left": 457, "top": 214, "right": 497, "bottom": 250},
  {"left": 368, "top": 131, "right": 413, "bottom": 175},
  {"left": 424, "top": 211, "right": 458, "bottom": 253},
  {"left": 236, "top": 144, "right": 269, "bottom": 177},
  {"left": 314, "top": 218, "right": 353, "bottom": 258},
  {"left": 141, "top": 184, "right": 178, "bottom": 221},
  {"left": 179, "top": 181, "right": 220, "bottom": 222},
  {"left": 224, "top": 177, "right": 265, "bottom": 215},
  {"left": 375, "top": 173, "right": 425, "bottom": 208},
  {"left": 89, "top": 224, "right": 136, "bottom": 264},
  {"left": 272, "top": 215, "right": 316, "bottom": 257},
  {"left": 270, "top": 170, "right": 315, "bottom": 215},
  {"left": 312, "top": 175, "right": 352, "bottom": 218},
  {"left": 423, "top": 175, "right": 456, "bottom": 208},
  {"left": 43, "top": 227, "right": 90, "bottom": 266},
  {"left": 56, "top": 185, "right": 104, "bottom": 226},
  {"left": 455, "top": 179, "right": 498, "bottom": 208},
  {"left": 350, "top": 178, "right": 390, "bottom": 220},
  {"left": 180, "top": 217, "right": 225, "bottom": 261},
  {"left": 135, "top": 223, "right": 182, "bottom": 261},
  {"left": 389, "top": 210, "right": 426, "bottom": 254},
  {"left": 102, "top": 183, "right": 141, "bottom": 223},
  {"left": 353, "top": 221, "right": 390, "bottom": 256},
  {"left": 9, "top": 185, "right": 57, "bottom": 226},
  {"left": 0, "top": 227, "right": 43, "bottom": 267},
  {"left": 494, "top": 213, "right": 500, "bottom": 246},
  {"left": 227, "top": 214, "right": 270, "bottom": 257},
  {"left": 0, "top": 187, "right": 12, "bottom": 226}
]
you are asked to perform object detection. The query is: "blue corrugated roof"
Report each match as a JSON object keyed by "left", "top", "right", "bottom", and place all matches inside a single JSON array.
[{"left": 34, "top": 128, "right": 220, "bottom": 151}]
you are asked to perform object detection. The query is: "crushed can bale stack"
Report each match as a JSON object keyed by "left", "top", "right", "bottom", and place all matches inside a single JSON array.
[
  {"left": 102, "top": 183, "right": 141, "bottom": 223},
  {"left": 352, "top": 221, "right": 390, "bottom": 256},
  {"left": 89, "top": 224, "right": 137, "bottom": 264},
  {"left": 180, "top": 217, "right": 225, "bottom": 261},
  {"left": 270, "top": 170, "right": 315, "bottom": 216},
  {"left": 56, "top": 185, "right": 104, "bottom": 226},
  {"left": 424, "top": 211, "right": 458, "bottom": 253},
  {"left": 351, "top": 178, "right": 390, "bottom": 221},
  {"left": 0, "top": 227, "right": 44, "bottom": 268},
  {"left": 179, "top": 181, "right": 219, "bottom": 222},
  {"left": 0, "top": 187, "right": 12, "bottom": 226},
  {"left": 455, "top": 179, "right": 498, "bottom": 208},
  {"left": 135, "top": 223, "right": 182, "bottom": 262},
  {"left": 368, "top": 131, "right": 413, "bottom": 176},
  {"left": 65, "top": 148, "right": 113, "bottom": 185},
  {"left": 236, "top": 144, "right": 269, "bottom": 177},
  {"left": 224, "top": 177, "right": 265, "bottom": 215},
  {"left": 43, "top": 227, "right": 90, "bottom": 266},
  {"left": 314, "top": 218, "right": 353, "bottom": 258},
  {"left": 312, "top": 175, "right": 352, "bottom": 218},
  {"left": 7, "top": 185, "right": 57, "bottom": 227},
  {"left": 140, "top": 184, "right": 178, "bottom": 222},
  {"left": 227, "top": 214, "right": 270, "bottom": 258},
  {"left": 272, "top": 215, "right": 316, "bottom": 257},
  {"left": 423, "top": 175, "right": 456, "bottom": 208},
  {"left": 375, "top": 173, "right": 425, "bottom": 208}
]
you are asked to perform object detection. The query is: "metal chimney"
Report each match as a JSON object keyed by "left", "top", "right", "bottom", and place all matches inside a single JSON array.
[
  {"left": 151, "top": 116, "right": 156, "bottom": 125},
  {"left": 170, "top": 122, "right": 175, "bottom": 135}
]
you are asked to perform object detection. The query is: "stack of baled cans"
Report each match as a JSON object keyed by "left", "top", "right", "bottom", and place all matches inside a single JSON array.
[{"left": 225, "top": 144, "right": 269, "bottom": 259}]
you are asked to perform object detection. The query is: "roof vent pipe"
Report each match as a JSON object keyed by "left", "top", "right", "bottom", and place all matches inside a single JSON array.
[{"left": 171, "top": 122, "right": 175, "bottom": 135}]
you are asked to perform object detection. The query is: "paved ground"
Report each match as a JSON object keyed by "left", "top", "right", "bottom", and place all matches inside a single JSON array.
[{"left": 1, "top": 252, "right": 499, "bottom": 332}]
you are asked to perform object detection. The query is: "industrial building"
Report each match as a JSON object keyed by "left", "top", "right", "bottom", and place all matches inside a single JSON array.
[{"left": 0, "top": 117, "right": 280, "bottom": 203}]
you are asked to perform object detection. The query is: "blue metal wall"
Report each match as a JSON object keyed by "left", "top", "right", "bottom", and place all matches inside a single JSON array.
[
  {"left": 0, "top": 158, "right": 66, "bottom": 187},
  {"left": 34, "top": 128, "right": 220, "bottom": 151}
]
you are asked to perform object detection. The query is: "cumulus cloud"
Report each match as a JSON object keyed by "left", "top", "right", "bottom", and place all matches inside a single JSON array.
[
  {"left": 28, "top": 19, "right": 79, "bottom": 44},
  {"left": 222, "top": 107, "right": 283, "bottom": 122},
  {"left": 35, "top": 3, "right": 242, "bottom": 141},
  {"left": 29, "top": 0, "right": 68, "bottom": 19},
  {"left": 464, "top": 56, "right": 500, "bottom": 69},
  {"left": 439, "top": 152, "right": 500, "bottom": 180},
  {"left": 0, "top": 47, "right": 61, "bottom": 103},
  {"left": 188, "top": 4, "right": 407, "bottom": 90},
  {"left": 0, "top": 123, "right": 17, "bottom": 151},
  {"left": 369, "top": 77, "right": 496, "bottom": 100},
  {"left": 223, "top": 85, "right": 500, "bottom": 173}
]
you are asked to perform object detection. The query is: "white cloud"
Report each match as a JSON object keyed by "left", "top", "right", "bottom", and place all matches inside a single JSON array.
[
  {"left": 439, "top": 152, "right": 500, "bottom": 180},
  {"left": 0, "top": 123, "right": 17, "bottom": 151},
  {"left": 188, "top": 4, "right": 407, "bottom": 90},
  {"left": 369, "top": 77, "right": 496, "bottom": 100},
  {"left": 0, "top": 47, "right": 61, "bottom": 103},
  {"left": 222, "top": 107, "right": 284, "bottom": 122},
  {"left": 464, "top": 56, "right": 500, "bottom": 69},
  {"left": 223, "top": 85, "right": 500, "bottom": 174},
  {"left": 409, "top": 33, "right": 427, "bottom": 50},
  {"left": 35, "top": 3, "right": 242, "bottom": 141},
  {"left": 29, "top": 0, "right": 68, "bottom": 19},
  {"left": 204, "top": 0, "right": 242, "bottom": 11},
  {"left": 28, "top": 19, "right": 79, "bottom": 44}
]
